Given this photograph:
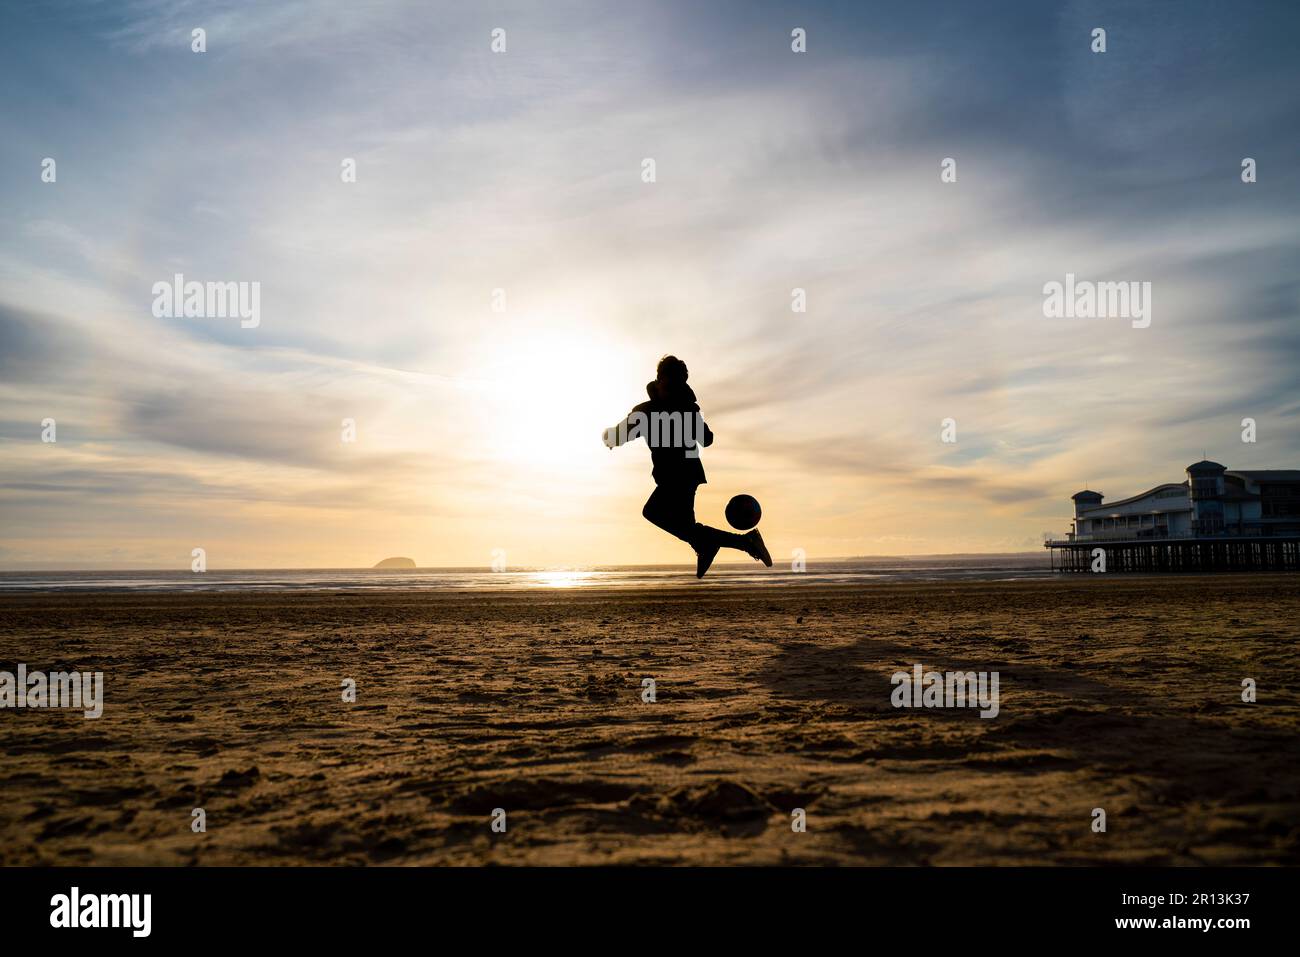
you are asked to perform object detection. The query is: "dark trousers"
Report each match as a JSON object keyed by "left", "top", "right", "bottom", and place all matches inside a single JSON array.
[{"left": 642, "top": 483, "right": 750, "bottom": 553}]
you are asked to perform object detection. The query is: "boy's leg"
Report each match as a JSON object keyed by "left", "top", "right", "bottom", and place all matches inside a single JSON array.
[
  {"left": 679, "top": 484, "right": 753, "bottom": 554},
  {"left": 644, "top": 483, "right": 768, "bottom": 574},
  {"left": 695, "top": 523, "right": 752, "bottom": 553},
  {"left": 642, "top": 484, "right": 696, "bottom": 543},
  {"left": 687, "top": 486, "right": 772, "bottom": 566}
]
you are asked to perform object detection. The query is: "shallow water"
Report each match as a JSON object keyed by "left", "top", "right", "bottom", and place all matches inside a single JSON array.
[{"left": 0, "top": 554, "right": 1056, "bottom": 592}]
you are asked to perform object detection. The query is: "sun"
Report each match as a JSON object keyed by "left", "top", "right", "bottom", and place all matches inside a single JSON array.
[{"left": 476, "top": 324, "right": 641, "bottom": 471}]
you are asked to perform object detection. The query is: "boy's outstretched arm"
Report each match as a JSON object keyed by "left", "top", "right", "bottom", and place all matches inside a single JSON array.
[
  {"left": 603, "top": 406, "right": 648, "bottom": 449},
  {"left": 602, "top": 410, "right": 633, "bottom": 449}
]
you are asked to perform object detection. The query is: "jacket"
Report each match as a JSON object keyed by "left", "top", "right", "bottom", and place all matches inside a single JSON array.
[{"left": 609, "top": 381, "right": 714, "bottom": 486}]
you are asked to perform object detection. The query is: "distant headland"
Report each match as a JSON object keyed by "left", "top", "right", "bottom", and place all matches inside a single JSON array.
[{"left": 373, "top": 557, "right": 417, "bottom": 569}]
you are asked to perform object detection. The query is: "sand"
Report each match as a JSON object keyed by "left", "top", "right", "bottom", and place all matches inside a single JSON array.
[{"left": 1, "top": 575, "right": 1298, "bottom": 866}]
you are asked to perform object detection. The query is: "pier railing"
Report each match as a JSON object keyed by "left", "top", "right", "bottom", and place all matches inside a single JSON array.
[
  {"left": 1045, "top": 530, "right": 1194, "bottom": 547},
  {"left": 1043, "top": 528, "right": 1296, "bottom": 548},
  {"left": 1043, "top": 533, "right": 1300, "bottom": 572}
]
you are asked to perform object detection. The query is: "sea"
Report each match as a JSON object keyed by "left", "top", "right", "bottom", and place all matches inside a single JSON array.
[{"left": 0, "top": 553, "right": 1057, "bottom": 592}]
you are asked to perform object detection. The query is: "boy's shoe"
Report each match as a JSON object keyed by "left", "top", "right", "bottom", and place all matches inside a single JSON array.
[
  {"left": 695, "top": 542, "right": 720, "bottom": 578},
  {"left": 745, "top": 529, "right": 773, "bottom": 567}
]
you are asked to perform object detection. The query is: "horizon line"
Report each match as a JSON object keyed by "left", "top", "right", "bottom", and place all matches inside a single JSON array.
[{"left": 0, "top": 551, "right": 1050, "bottom": 574}]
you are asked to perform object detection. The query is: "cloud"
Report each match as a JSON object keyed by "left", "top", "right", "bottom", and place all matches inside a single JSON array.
[{"left": 2, "top": 1, "right": 1299, "bottom": 566}]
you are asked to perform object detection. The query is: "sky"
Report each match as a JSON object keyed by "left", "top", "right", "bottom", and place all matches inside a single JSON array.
[{"left": 1, "top": 0, "right": 1298, "bottom": 570}]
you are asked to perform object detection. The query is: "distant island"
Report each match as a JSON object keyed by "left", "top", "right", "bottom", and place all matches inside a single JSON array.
[{"left": 373, "top": 557, "right": 417, "bottom": 569}]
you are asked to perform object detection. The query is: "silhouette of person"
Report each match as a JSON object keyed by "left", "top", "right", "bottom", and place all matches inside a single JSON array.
[{"left": 604, "top": 355, "right": 773, "bottom": 577}]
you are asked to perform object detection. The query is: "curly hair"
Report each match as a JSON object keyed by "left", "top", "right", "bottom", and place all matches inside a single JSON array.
[{"left": 656, "top": 355, "right": 689, "bottom": 386}]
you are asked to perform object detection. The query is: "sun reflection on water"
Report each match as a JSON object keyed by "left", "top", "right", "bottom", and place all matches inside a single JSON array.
[{"left": 527, "top": 569, "right": 596, "bottom": 588}]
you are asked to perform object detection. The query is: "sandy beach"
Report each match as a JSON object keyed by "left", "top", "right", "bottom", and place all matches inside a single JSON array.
[{"left": 1, "top": 575, "right": 1297, "bottom": 866}]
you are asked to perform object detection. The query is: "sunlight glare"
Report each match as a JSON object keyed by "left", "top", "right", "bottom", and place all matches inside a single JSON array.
[{"left": 478, "top": 325, "right": 637, "bottom": 471}]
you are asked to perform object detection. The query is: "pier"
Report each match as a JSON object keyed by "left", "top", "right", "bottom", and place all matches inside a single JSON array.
[
  {"left": 1046, "top": 459, "right": 1300, "bottom": 572},
  {"left": 1046, "top": 533, "right": 1300, "bottom": 572}
]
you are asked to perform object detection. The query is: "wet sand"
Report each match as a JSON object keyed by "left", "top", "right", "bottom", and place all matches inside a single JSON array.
[{"left": 1, "top": 575, "right": 1297, "bottom": 865}]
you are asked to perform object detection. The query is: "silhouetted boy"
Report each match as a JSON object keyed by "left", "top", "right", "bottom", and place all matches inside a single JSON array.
[{"left": 604, "top": 355, "right": 772, "bottom": 577}]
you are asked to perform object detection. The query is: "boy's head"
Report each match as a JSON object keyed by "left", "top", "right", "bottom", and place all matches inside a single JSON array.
[{"left": 656, "top": 355, "right": 689, "bottom": 390}]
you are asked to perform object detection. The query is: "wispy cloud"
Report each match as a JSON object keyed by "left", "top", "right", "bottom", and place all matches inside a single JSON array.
[{"left": 1, "top": 0, "right": 1298, "bottom": 567}]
